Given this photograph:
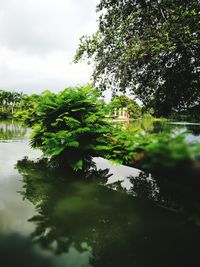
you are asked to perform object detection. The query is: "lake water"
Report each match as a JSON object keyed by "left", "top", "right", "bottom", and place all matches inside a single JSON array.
[{"left": 0, "top": 119, "right": 200, "bottom": 267}]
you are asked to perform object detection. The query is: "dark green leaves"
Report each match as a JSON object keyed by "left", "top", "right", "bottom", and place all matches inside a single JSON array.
[{"left": 75, "top": 0, "right": 200, "bottom": 116}]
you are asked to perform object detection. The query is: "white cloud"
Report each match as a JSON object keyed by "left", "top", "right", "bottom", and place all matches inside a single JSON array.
[
  {"left": 0, "top": 0, "right": 99, "bottom": 94},
  {"left": 0, "top": 46, "right": 93, "bottom": 93}
]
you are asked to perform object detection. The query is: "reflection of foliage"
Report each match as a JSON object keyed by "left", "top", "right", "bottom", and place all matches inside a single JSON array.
[
  {"left": 19, "top": 85, "right": 111, "bottom": 170},
  {"left": 152, "top": 171, "right": 200, "bottom": 216},
  {"left": 153, "top": 121, "right": 200, "bottom": 136},
  {"left": 0, "top": 120, "right": 27, "bottom": 141},
  {"left": 120, "top": 119, "right": 166, "bottom": 134},
  {"left": 16, "top": 157, "right": 200, "bottom": 267},
  {"left": 17, "top": 157, "right": 141, "bottom": 258},
  {"left": 140, "top": 117, "right": 154, "bottom": 132},
  {"left": 127, "top": 171, "right": 200, "bottom": 222},
  {"left": 128, "top": 172, "right": 159, "bottom": 201},
  {"left": 0, "top": 233, "right": 51, "bottom": 267}
]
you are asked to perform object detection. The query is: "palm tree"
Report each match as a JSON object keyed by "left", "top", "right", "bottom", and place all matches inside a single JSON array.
[{"left": 0, "top": 90, "right": 24, "bottom": 115}]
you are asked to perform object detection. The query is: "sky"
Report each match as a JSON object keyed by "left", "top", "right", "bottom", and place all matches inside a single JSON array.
[{"left": 0, "top": 0, "right": 99, "bottom": 95}]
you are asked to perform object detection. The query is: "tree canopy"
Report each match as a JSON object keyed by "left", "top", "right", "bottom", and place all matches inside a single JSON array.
[
  {"left": 74, "top": 0, "right": 200, "bottom": 116},
  {"left": 21, "top": 85, "right": 111, "bottom": 170},
  {"left": 0, "top": 90, "right": 24, "bottom": 115},
  {"left": 107, "top": 95, "right": 142, "bottom": 118}
]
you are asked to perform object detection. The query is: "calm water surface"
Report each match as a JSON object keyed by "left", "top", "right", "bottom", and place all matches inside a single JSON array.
[{"left": 0, "top": 120, "right": 200, "bottom": 267}]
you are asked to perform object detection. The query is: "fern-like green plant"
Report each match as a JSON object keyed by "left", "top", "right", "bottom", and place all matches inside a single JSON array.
[{"left": 25, "top": 85, "right": 111, "bottom": 170}]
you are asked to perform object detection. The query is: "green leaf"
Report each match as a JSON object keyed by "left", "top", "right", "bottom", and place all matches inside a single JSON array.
[{"left": 70, "top": 159, "right": 83, "bottom": 171}]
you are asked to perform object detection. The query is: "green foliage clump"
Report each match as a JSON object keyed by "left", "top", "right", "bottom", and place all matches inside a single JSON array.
[
  {"left": 106, "top": 127, "right": 200, "bottom": 174},
  {"left": 14, "top": 94, "right": 41, "bottom": 122},
  {"left": 23, "top": 85, "right": 111, "bottom": 170},
  {"left": 137, "top": 132, "right": 200, "bottom": 171}
]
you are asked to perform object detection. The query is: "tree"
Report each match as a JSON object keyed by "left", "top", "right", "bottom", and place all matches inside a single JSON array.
[
  {"left": 15, "top": 93, "right": 41, "bottom": 121},
  {"left": 126, "top": 100, "right": 142, "bottom": 119},
  {"left": 74, "top": 0, "right": 200, "bottom": 116},
  {"left": 0, "top": 90, "right": 24, "bottom": 115},
  {"left": 22, "top": 85, "right": 111, "bottom": 170},
  {"left": 107, "top": 95, "right": 141, "bottom": 118},
  {"left": 11, "top": 92, "right": 24, "bottom": 114},
  {"left": 109, "top": 95, "right": 130, "bottom": 110}
]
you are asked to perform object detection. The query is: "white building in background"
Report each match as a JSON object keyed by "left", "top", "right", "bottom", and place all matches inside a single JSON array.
[{"left": 114, "top": 107, "right": 129, "bottom": 119}]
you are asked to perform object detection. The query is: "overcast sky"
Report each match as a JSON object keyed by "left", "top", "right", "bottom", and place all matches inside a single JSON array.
[{"left": 0, "top": 0, "right": 99, "bottom": 94}]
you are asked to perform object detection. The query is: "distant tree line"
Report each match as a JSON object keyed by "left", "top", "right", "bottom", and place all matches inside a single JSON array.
[{"left": 0, "top": 90, "right": 25, "bottom": 117}]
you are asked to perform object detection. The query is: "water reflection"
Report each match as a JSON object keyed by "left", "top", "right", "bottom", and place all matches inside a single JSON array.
[
  {"left": 117, "top": 119, "right": 200, "bottom": 140},
  {"left": 0, "top": 120, "right": 27, "bottom": 141},
  {"left": 15, "top": 157, "right": 200, "bottom": 267},
  {"left": 122, "top": 170, "right": 200, "bottom": 225},
  {"left": 1, "top": 119, "right": 200, "bottom": 266},
  {"left": 0, "top": 233, "right": 52, "bottom": 267},
  {"left": 0, "top": 122, "right": 40, "bottom": 235},
  {"left": 152, "top": 121, "right": 200, "bottom": 141},
  {"left": 127, "top": 172, "right": 159, "bottom": 201},
  {"left": 0, "top": 232, "right": 92, "bottom": 267}
]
